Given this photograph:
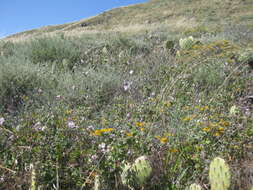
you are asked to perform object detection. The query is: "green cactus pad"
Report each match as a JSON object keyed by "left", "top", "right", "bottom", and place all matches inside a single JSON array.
[
  {"left": 132, "top": 156, "right": 152, "bottom": 185},
  {"left": 94, "top": 175, "right": 101, "bottom": 190},
  {"left": 189, "top": 183, "right": 202, "bottom": 190},
  {"left": 30, "top": 163, "right": 36, "bottom": 190},
  {"left": 121, "top": 156, "right": 152, "bottom": 189},
  {"left": 165, "top": 40, "right": 175, "bottom": 50},
  {"left": 209, "top": 157, "right": 230, "bottom": 190}
]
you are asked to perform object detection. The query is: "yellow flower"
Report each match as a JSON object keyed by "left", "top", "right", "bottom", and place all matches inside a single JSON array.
[
  {"left": 182, "top": 115, "right": 196, "bottom": 122},
  {"left": 155, "top": 135, "right": 161, "bottom": 139},
  {"left": 218, "top": 127, "right": 225, "bottom": 133},
  {"left": 202, "top": 127, "right": 211, "bottom": 132},
  {"left": 219, "top": 120, "right": 230, "bottom": 127},
  {"left": 126, "top": 132, "right": 133, "bottom": 137},
  {"left": 160, "top": 137, "right": 168, "bottom": 144},
  {"left": 169, "top": 148, "right": 178, "bottom": 153},
  {"left": 156, "top": 136, "right": 168, "bottom": 144},
  {"left": 93, "top": 130, "right": 102, "bottom": 136},
  {"left": 100, "top": 128, "right": 114, "bottom": 133},
  {"left": 92, "top": 128, "right": 113, "bottom": 136},
  {"left": 199, "top": 106, "right": 209, "bottom": 111},
  {"left": 135, "top": 122, "right": 145, "bottom": 127},
  {"left": 140, "top": 127, "right": 145, "bottom": 131},
  {"left": 214, "top": 132, "right": 221, "bottom": 137}
]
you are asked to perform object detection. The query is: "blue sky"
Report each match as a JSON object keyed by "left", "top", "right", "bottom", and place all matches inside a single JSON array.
[{"left": 0, "top": 0, "right": 147, "bottom": 38}]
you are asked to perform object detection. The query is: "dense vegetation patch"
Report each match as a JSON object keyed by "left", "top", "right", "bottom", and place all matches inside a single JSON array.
[{"left": 0, "top": 4, "right": 253, "bottom": 189}]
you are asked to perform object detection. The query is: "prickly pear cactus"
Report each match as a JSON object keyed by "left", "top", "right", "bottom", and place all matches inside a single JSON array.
[
  {"left": 209, "top": 157, "right": 231, "bottom": 190},
  {"left": 30, "top": 163, "right": 36, "bottom": 190},
  {"left": 189, "top": 183, "right": 202, "bottom": 190},
  {"left": 121, "top": 156, "right": 152, "bottom": 189},
  {"left": 165, "top": 40, "right": 175, "bottom": 50},
  {"left": 132, "top": 156, "right": 152, "bottom": 185},
  {"left": 179, "top": 36, "right": 196, "bottom": 50},
  {"left": 94, "top": 175, "right": 101, "bottom": 190}
]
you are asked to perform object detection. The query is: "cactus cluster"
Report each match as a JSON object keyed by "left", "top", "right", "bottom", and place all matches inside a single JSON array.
[
  {"left": 179, "top": 36, "right": 196, "bottom": 50},
  {"left": 121, "top": 156, "right": 152, "bottom": 189}
]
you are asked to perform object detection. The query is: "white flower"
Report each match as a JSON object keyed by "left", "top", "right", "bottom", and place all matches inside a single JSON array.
[
  {"left": 123, "top": 81, "right": 132, "bottom": 91},
  {"left": 0, "top": 117, "right": 5, "bottom": 125},
  {"left": 129, "top": 70, "right": 134, "bottom": 75},
  {"left": 98, "top": 143, "right": 106, "bottom": 149},
  {"left": 87, "top": 125, "right": 94, "bottom": 130},
  {"left": 151, "top": 92, "right": 156, "bottom": 97},
  {"left": 56, "top": 95, "right": 62, "bottom": 99},
  {"left": 67, "top": 121, "right": 77, "bottom": 129}
]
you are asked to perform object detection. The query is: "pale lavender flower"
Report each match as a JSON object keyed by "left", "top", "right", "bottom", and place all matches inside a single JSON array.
[
  {"left": 67, "top": 121, "right": 79, "bottom": 129},
  {"left": 91, "top": 154, "right": 98, "bottom": 161}
]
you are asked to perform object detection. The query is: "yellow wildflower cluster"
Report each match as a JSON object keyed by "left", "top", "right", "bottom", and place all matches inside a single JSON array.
[
  {"left": 178, "top": 40, "right": 238, "bottom": 61},
  {"left": 135, "top": 121, "right": 146, "bottom": 131},
  {"left": 201, "top": 119, "right": 230, "bottom": 137},
  {"left": 92, "top": 128, "right": 114, "bottom": 136}
]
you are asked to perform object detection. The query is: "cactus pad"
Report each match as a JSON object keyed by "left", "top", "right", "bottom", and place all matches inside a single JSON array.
[
  {"left": 121, "top": 156, "right": 152, "bottom": 189},
  {"left": 209, "top": 157, "right": 230, "bottom": 190},
  {"left": 132, "top": 156, "right": 152, "bottom": 185},
  {"left": 189, "top": 183, "right": 202, "bottom": 190}
]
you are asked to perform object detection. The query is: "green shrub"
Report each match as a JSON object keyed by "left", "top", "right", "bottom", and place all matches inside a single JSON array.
[
  {"left": 0, "top": 58, "right": 54, "bottom": 113},
  {"left": 28, "top": 36, "right": 81, "bottom": 69}
]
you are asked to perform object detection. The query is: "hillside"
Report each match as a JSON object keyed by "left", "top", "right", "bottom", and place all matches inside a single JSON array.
[
  {"left": 5, "top": 0, "right": 253, "bottom": 41},
  {"left": 0, "top": 0, "right": 253, "bottom": 189}
]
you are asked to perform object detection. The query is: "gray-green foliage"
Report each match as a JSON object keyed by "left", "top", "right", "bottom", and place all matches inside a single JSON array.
[
  {"left": 0, "top": 57, "right": 55, "bottom": 112},
  {"left": 238, "top": 51, "right": 253, "bottom": 67},
  {"left": 27, "top": 36, "right": 81, "bottom": 68}
]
